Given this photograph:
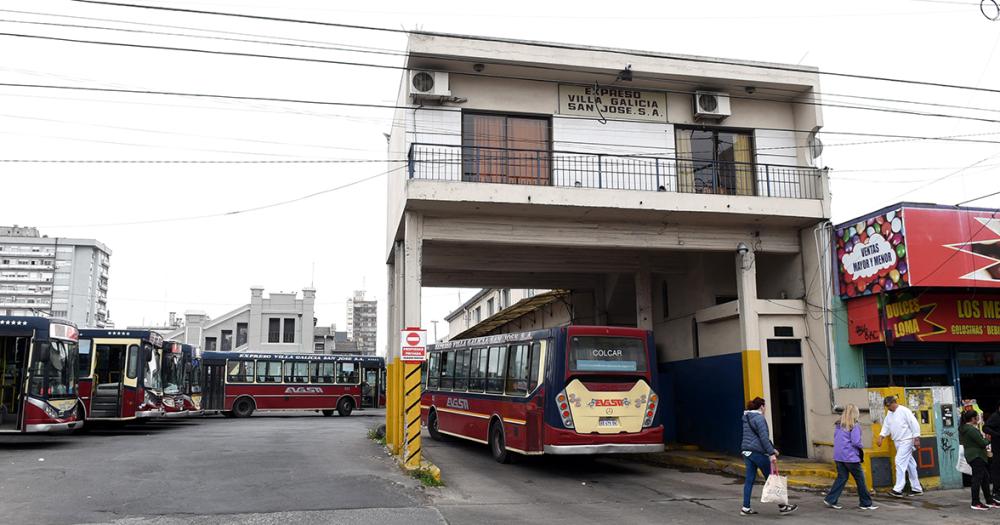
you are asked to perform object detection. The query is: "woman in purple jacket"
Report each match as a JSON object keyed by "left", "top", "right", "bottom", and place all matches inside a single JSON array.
[{"left": 824, "top": 404, "right": 878, "bottom": 510}]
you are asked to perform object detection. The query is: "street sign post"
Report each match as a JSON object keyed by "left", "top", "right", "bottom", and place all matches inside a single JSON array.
[{"left": 400, "top": 328, "right": 427, "bottom": 362}]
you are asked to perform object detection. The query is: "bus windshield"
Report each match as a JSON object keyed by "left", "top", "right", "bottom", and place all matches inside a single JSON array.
[
  {"left": 28, "top": 340, "right": 79, "bottom": 399},
  {"left": 162, "top": 354, "right": 183, "bottom": 395},
  {"left": 145, "top": 347, "right": 162, "bottom": 391},
  {"left": 568, "top": 336, "right": 647, "bottom": 373}
]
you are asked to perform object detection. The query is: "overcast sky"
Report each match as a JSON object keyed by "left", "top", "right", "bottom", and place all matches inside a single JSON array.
[{"left": 3, "top": 0, "right": 1000, "bottom": 351}]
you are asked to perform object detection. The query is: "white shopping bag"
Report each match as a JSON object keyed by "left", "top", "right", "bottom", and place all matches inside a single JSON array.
[
  {"left": 760, "top": 461, "right": 789, "bottom": 506},
  {"left": 957, "top": 445, "right": 973, "bottom": 475}
]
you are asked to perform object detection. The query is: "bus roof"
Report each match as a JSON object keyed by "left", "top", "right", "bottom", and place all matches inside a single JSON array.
[
  {"left": 79, "top": 329, "right": 164, "bottom": 347},
  {"left": 201, "top": 351, "right": 384, "bottom": 366},
  {"left": 429, "top": 327, "right": 559, "bottom": 351},
  {"left": 0, "top": 316, "right": 76, "bottom": 339}
]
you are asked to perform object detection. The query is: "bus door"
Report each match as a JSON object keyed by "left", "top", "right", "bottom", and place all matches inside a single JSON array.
[
  {"left": 201, "top": 363, "right": 225, "bottom": 411},
  {"left": 0, "top": 335, "right": 28, "bottom": 431},
  {"left": 90, "top": 340, "right": 137, "bottom": 418},
  {"left": 361, "top": 365, "right": 380, "bottom": 409}
]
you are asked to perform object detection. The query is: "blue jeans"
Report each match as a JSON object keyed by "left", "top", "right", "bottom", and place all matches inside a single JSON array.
[
  {"left": 825, "top": 461, "right": 872, "bottom": 507},
  {"left": 743, "top": 451, "right": 772, "bottom": 508}
]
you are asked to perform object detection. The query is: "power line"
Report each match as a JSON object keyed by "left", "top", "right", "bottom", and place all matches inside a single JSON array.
[
  {"left": 0, "top": 159, "right": 403, "bottom": 164},
  {"left": 12, "top": 9, "right": 1000, "bottom": 118},
  {"left": 71, "top": 0, "right": 1000, "bottom": 96}
]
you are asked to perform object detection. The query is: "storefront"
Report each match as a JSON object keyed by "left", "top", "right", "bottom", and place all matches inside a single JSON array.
[{"left": 837, "top": 203, "right": 1000, "bottom": 407}]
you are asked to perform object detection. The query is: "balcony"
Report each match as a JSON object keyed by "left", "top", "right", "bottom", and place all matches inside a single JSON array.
[{"left": 408, "top": 143, "right": 823, "bottom": 200}]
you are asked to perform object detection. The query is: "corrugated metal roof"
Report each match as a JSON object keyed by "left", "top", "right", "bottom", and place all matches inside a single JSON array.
[{"left": 449, "top": 290, "right": 569, "bottom": 340}]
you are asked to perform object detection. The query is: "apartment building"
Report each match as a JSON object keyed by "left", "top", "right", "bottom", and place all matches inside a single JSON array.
[
  {"left": 0, "top": 225, "right": 111, "bottom": 327},
  {"left": 164, "top": 287, "right": 316, "bottom": 354},
  {"left": 346, "top": 290, "right": 377, "bottom": 355},
  {"left": 313, "top": 325, "right": 359, "bottom": 354},
  {"left": 386, "top": 33, "right": 835, "bottom": 459}
]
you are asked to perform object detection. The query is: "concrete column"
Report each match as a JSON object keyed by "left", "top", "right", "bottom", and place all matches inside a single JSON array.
[
  {"left": 635, "top": 255, "right": 653, "bottom": 330},
  {"left": 301, "top": 288, "right": 316, "bottom": 353},
  {"left": 386, "top": 258, "right": 396, "bottom": 358},
  {"left": 389, "top": 242, "right": 405, "bottom": 360},
  {"left": 403, "top": 212, "right": 423, "bottom": 330},
  {"left": 249, "top": 286, "right": 264, "bottom": 352},
  {"left": 736, "top": 245, "right": 764, "bottom": 403}
]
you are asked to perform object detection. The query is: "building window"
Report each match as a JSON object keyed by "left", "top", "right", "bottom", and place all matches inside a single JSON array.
[
  {"left": 268, "top": 318, "right": 280, "bottom": 343},
  {"left": 462, "top": 112, "right": 551, "bottom": 185},
  {"left": 283, "top": 318, "right": 295, "bottom": 343},
  {"left": 221, "top": 330, "right": 233, "bottom": 351},
  {"left": 474, "top": 307, "right": 481, "bottom": 324},
  {"left": 675, "top": 127, "right": 755, "bottom": 196},
  {"left": 314, "top": 343, "right": 324, "bottom": 352},
  {"left": 236, "top": 322, "right": 248, "bottom": 348},
  {"left": 487, "top": 298, "right": 495, "bottom": 317},
  {"left": 766, "top": 339, "right": 802, "bottom": 358},
  {"left": 501, "top": 289, "right": 511, "bottom": 309},
  {"left": 205, "top": 337, "right": 217, "bottom": 351}
]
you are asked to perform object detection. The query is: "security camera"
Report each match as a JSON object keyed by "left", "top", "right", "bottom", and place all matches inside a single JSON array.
[{"left": 736, "top": 242, "right": 749, "bottom": 255}]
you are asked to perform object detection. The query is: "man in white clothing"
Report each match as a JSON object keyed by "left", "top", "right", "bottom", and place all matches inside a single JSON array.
[{"left": 876, "top": 395, "right": 924, "bottom": 497}]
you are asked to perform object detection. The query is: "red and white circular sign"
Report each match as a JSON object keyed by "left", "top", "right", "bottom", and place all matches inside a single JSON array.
[{"left": 406, "top": 332, "right": 421, "bottom": 346}]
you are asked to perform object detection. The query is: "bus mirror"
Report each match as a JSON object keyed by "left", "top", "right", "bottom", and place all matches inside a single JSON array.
[{"left": 144, "top": 347, "right": 153, "bottom": 362}]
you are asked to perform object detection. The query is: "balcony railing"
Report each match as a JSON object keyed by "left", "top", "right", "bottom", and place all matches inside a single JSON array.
[{"left": 408, "top": 143, "right": 823, "bottom": 200}]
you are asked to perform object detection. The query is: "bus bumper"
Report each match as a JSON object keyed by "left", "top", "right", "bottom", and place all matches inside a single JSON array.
[
  {"left": 544, "top": 443, "right": 664, "bottom": 455},
  {"left": 163, "top": 410, "right": 189, "bottom": 418},
  {"left": 25, "top": 420, "right": 84, "bottom": 433},
  {"left": 136, "top": 409, "right": 165, "bottom": 418}
]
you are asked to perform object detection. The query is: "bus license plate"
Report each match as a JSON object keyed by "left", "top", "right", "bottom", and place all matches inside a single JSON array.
[{"left": 598, "top": 417, "right": 619, "bottom": 427}]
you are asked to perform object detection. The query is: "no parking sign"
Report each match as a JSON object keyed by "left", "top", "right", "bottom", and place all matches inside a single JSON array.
[{"left": 400, "top": 328, "right": 427, "bottom": 362}]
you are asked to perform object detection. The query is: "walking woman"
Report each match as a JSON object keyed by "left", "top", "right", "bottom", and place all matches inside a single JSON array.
[
  {"left": 823, "top": 404, "right": 878, "bottom": 510},
  {"left": 740, "top": 397, "right": 798, "bottom": 516},
  {"left": 960, "top": 409, "right": 999, "bottom": 511}
]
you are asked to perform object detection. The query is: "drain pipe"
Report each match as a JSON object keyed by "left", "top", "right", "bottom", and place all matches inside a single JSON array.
[{"left": 813, "top": 221, "right": 839, "bottom": 412}]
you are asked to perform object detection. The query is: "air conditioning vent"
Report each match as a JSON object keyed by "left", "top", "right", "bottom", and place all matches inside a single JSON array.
[
  {"left": 693, "top": 91, "right": 731, "bottom": 120},
  {"left": 409, "top": 70, "right": 451, "bottom": 100}
]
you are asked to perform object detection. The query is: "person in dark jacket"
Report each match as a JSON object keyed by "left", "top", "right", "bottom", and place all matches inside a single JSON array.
[
  {"left": 960, "top": 410, "right": 999, "bottom": 511},
  {"left": 740, "top": 397, "right": 798, "bottom": 516},
  {"left": 823, "top": 404, "right": 877, "bottom": 510},
  {"left": 983, "top": 403, "right": 1000, "bottom": 501}
]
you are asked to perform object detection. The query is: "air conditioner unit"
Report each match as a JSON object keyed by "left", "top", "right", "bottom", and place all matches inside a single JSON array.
[
  {"left": 693, "top": 91, "right": 731, "bottom": 120},
  {"left": 409, "top": 70, "right": 451, "bottom": 100}
]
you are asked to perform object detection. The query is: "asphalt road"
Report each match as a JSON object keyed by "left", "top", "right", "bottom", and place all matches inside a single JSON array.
[
  {"left": 2, "top": 413, "right": 995, "bottom": 525},
  {"left": 0, "top": 411, "right": 443, "bottom": 525}
]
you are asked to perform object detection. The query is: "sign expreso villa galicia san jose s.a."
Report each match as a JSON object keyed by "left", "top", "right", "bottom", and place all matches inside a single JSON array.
[{"left": 558, "top": 84, "right": 667, "bottom": 123}]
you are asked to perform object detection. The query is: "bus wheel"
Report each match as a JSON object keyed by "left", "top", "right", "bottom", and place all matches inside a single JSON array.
[
  {"left": 489, "top": 421, "right": 513, "bottom": 464},
  {"left": 337, "top": 397, "right": 354, "bottom": 417},
  {"left": 322, "top": 410, "right": 335, "bottom": 417},
  {"left": 232, "top": 398, "right": 255, "bottom": 418},
  {"left": 428, "top": 410, "right": 443, "bottom": 441}
]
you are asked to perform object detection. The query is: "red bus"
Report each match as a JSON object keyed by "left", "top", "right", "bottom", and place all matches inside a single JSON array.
[
  {"left": 78, "top": 329, "right": 166, "bottom": 422},
  {"left": 421, "top": 326, "right": 664, "bottom": 463},
  {"left": 160, "top": 341, "right": 188, "bottom": 417},
  {"left": 199, "top": 352, "right": 384, "bottom": 417},
  {"left": 0, "top": 316, "right": 84, "bottom": 434},
  {"left": 181, "top": 344, "right": 204, "bottom": 416}
]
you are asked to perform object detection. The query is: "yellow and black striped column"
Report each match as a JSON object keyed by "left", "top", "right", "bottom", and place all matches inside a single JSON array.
[{"left": 402, "top": 361, "right": 422, "bottom": 468}]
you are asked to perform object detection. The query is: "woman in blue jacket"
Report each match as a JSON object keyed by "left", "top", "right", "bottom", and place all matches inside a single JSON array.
[
  {"left": 741, "top": 397, "right": 798, "bottom": 516},
  {"left": 823, "top": 404, "right": 877, "bottom": 510}
]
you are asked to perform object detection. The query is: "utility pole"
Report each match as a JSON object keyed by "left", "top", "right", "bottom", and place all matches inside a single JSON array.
[{"left": 431, "top": 320, "right": 438, "bottom": 342}]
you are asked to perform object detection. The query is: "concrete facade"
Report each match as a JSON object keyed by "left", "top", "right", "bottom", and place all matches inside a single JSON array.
[
  {"left": 346, "top": 290, "right": 377, "bottom": 355},
  {"left": 0, "top": 226, "right": 111, "bottom": 327},
  {"left": 314, "top": 325, "right": 359, "bottom": 354},
  {"left": 386, "top": 33, "right": 835, "bottom": 458},
  {"left": 164, "top": 287, "right": 316, "bottom": 354},
  {"left": 443, "top": 288, "right": 539, "bottom": 338}
]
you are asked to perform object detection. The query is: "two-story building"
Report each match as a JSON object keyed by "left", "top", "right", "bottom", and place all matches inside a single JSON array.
[{"left": 386, "top": 32, "right": 834, "bottom": 458}]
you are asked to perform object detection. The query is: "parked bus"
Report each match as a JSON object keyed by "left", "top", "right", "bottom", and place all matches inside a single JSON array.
[
  {"left": 181, "top": 344, "right": 203, "bottom": 416},
  {"left": 421, "top": 326, "right": 664, "bottom": 463},
  {"left": 0, "top": 316, "right": 84, "bottom": 434},
  {"left": 200, "top": 352, "right": 384, "bottom": 418},
  {"left": 78, "top": 329, "right": 166, "bottom": 421}
]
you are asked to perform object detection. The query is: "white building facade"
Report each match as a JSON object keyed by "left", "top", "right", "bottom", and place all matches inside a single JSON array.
[
  {"left": 165, "top": 287, "right": 316, "bottom": 354},
  {"left": 0, "top": 225, "right": 111, "bottom": 327},
  {"left": 386, "top": 34, "right": 837, "bottom": 459}
]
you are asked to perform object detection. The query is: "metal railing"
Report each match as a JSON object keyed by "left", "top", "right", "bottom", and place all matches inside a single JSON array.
[{"left": 408, "top": 143, "right": 823, "bottom": 200}]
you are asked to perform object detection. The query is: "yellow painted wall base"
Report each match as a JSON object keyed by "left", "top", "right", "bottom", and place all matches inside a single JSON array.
[{"left": 741, "top": 350, "right": 763, "bottom": 403}]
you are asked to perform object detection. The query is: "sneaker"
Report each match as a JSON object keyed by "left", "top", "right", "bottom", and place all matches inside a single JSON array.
[
  {"left": 779, "top": 504, "right": 798, "bottom": 515},
  {"left": 888, "top": 490, "right": 905, "bottom": 498},
  {"left": 972, "top": 503, "right": 990, "bottom": 511},
  {"left": 859, "top": 505, "right": 879, "bottom": 510},
  {"left": 987, "top": 502, "right": 1000, "bottom": 509},
  {"left": 909, "top": 490, "right": 923, "bottom": 496},
  {"left": 823, "top": 500, "right": 842, "bottom": 509},
  {"left": 740, "top": 507, "right": 758, "bottom": 515}
]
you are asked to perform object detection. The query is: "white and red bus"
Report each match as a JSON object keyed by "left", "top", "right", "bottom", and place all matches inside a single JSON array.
[
  {"left": 160, "top": 341, "right": 188, "bottom": 417},
  {"left": 78, "top": 329, "right": 166, "bottom": 422},
  {"left": 199, "top": 352, "right": 384, "bottom": 417},
  {"left": 421, "top": 326, "right": 664, "bottom": 463},
  {"left": 0, "top": 316, "right": 84, "bottom": 434},
  {"left": 181, "top": 343, "right": 204, "bottom": 416}
]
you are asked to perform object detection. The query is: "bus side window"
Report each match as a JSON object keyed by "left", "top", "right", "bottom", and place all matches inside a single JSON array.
[
  {"left": 126, "top": 344, "right": 139, "bottom": 379},
  {"left": 310, "top": 362, "right": 334, "bottom": 384},
  {"left": 78, "top": 339, "right": 92, "bottom": 378},
  {"left": 505, "top": 344, "right": 529, "bottom": 396},
  {"left": 486, "top": 345, "right": 507, "bottom": 394},
  {"left": 467, "top": 348, "right": 482, "bottom": 392},
  {"left": 440, "top": 351, "right": 455, "bottom": 390},
  {"left": 336, "top": 362, "right": 358, "bottom": 384},
  {"left": 227, "top": 360, "right": 252, "bottom": 383},
  {"left": 284, "top": 361, "right": 309, "bottom": 383},
  {"left": 257, "top": 360, "right": 280, "bottom": 383},
  {"left": 453, "top": 349, "right": 470, "bottom": 391},
  {"left": 426, "top": 352, "right": 440, "bottom": 389},
  {"left": 528, "top": 342, "right": 541, "bottom": 391}
]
